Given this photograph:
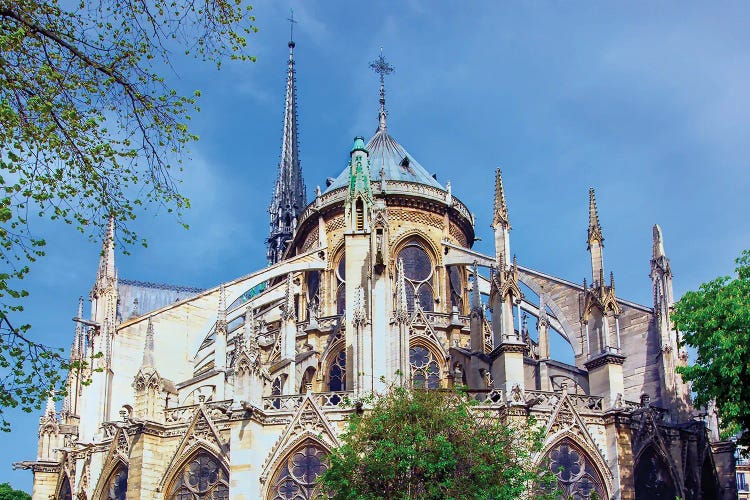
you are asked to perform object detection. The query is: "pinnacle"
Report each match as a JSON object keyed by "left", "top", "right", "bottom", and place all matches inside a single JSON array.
[
  {"left": 492, "top": 168, "right": 509, "bottom": 228},
  {"left": 587, "top": 187, "right": 604, "bottom": 248}
]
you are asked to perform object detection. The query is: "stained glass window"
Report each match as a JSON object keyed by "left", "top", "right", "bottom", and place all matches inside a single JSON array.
[
  {"left": 409, "top": 346, "right": 440, "bottom": 389},
  {"left": 397, "top": 241, "right": 434, "bottom": 312},
  {"left": 167, "top": 451, "right": 229, "bottom": 500},
  {"left": 328, "top": 350, "right": 346, "bottom": 392},
  {"left": 59, "top": 476, "right": 73, "bottom": 500},
  {"left": 268, "top": 441, "right": 331, "bottom": 500},
  {"left": 546, "top": 439, "right": 606, "bottom": 500},
  {"left": 104, "top": 465, "right": 128, "bottom": 500}
]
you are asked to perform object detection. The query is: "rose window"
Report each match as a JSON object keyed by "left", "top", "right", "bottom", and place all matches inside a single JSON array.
[{"left": 409, "top": 346, "right": 440, "bottom": 389}]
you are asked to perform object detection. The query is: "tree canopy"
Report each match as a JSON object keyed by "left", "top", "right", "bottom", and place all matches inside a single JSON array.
[
  {"left": 672, "top": 249, "right": 750, "bottom": 445},
  {"left": 319, "top": 386, "right": 556, "bottom": 500},
  {"left": 0, "top": 483, "right": 31, "bottom": 500},
  {"left": 0, "top": 0, "right": 255, "bottom": 429}
]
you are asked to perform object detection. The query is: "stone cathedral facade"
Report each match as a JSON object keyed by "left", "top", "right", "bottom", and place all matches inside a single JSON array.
[{"left": 16, "top": 39, "right": 738, "bottom": 500}]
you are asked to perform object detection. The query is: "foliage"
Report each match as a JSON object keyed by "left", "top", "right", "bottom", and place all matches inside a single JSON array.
[
  {"left": 0, "top": 0, "right": 256, "bottom": 429},
  {"left": 672, "top": 249, "right": 750, "bottom": 445},
  {"left": 319, "top": 385, "right": 557, "bottom": 500},
  {"left": 0, "top": 483, "right": 31, "bottom": 500}
]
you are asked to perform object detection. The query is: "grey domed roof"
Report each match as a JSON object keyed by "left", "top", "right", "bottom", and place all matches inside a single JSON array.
[{"left": 325, "top": 127, "right": 443, "bottom": 192}]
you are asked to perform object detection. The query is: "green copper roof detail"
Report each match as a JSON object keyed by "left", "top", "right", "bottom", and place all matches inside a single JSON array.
[{"left": 351, "top": 136, "right": 367, "bottom": 153}]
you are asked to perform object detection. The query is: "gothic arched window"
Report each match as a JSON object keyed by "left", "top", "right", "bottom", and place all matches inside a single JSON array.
[
  {"left": 327, "top": 349, "right": 346, "bottom": 392},
  {"left": 271, "top": 376, "right": 283, "bottom": 409},
  {"left": 409, "top": 345, "right": 440, "bottom": 389},
  {"left": 268, "top": 440, "right": 330, "bottom": 500},
  {"left": 166, "top": 450, "right": 229, "bottom": 500},
  {"left": 59, "top": 475, "right": 73, "bottom": 500},
  {"left": 545, "top": 439, "right": 606, "bottom": 500},
  {"left": 397, "top": 240, "right": 434, "bottom": 312},
  {"left": 634, "top": 446, "right": 677, "bottom": 499},
  {"left": 335, "top": 256, "right": 346, "bottom": 315},
  {"left": 103, "top": 465, "right": 128, "bottom": 500}
]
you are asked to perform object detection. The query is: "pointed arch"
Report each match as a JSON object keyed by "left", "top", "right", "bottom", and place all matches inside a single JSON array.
[
  {"left": 409, "top": 338, "right": 445, "bottom": 389},
  {"left": 634, "top": 444, "right": 679, "bottom": 500},
  {"left": 323, "top": 344, "right": 346, "bottom": 392},
  {"left": 541, "top": 437, "right": 608, "bottom": 500},
  {"left": 264, "top": 437, "right": 332, "bottom": 500},
  {"left": 164, "top": 447, "right": 229, "bottom": 500},
  {"left": 393, "top": 236, "right": 437, "bottom": 313},
  {"left": 93, "top": 461, "right": 128, "bottom": 500},
  {"left": 58, "top": 474, "right": 73, "bottom": 500}
]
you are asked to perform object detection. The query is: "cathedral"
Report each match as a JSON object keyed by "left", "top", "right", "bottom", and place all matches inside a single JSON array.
[{"left": 16, "top": 34, "right": 738, "bottom": 500}]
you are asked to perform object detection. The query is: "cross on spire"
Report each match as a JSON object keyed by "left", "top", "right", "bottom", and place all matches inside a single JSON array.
[
  {"left": 287, "top": 8, "right": 297, "bottom": 46},
  {"left": 370, "top": 49, "right": 394, "bottom": 131}
]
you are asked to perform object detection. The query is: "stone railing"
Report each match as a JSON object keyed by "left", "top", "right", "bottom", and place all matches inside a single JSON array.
[
  {"left": 523, "top": 390, "right": 603, "bottom": 412},
  {"left": 262, "top": 391, "right": 353, "bottom": 412}
]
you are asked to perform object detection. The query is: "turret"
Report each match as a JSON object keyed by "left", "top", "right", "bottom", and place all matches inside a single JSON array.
[
  {"left": 267, "top": 35, "right": 306, "bottom": 265},
  {"left": 345, "top": 137, "right": 373, "bottom": 233},
  {"left": 581, "top": 189, "right": 625, "bottom": 409}
]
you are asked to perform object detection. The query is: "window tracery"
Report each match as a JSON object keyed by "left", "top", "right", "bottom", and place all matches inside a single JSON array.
[
  {"left": 166, "top": 450, "right": 229, "bottom": 500},
  {"left": 397, "top": 240, "right": 434, "bottom": 312},
  {"left": 103, "top": 465, "right": 128, "bottom": 500},
  {"left": 545, "top": 439, "right": 606, "bottom": 500},
  {"left": 409, "top": 345, "right": 440, "bottom": 389},
  {"left": 327, "top": 349, "right": 346, "bottom": 392},
  {"left": 268, "top": 441, "right": 331, "bottom": 500}
]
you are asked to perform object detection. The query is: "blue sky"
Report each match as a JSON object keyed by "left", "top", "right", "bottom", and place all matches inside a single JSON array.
[{"left": 3, "top": 0, "right": 750, "bottom": 491}]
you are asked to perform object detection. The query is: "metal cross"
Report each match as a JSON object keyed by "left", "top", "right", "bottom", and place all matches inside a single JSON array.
[
  {"left": 288, "top": 9, "right": 297, "bottom": 42},
  {"left": 370, "top": 49, "right": 394, "bottom": 85}
]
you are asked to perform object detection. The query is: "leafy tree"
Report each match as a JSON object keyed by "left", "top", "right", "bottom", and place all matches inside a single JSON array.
[
  {"left": 319, "top": 385, "right": 557, "bottom": 500},
  {"left": 0, "top": 0, "right": 256, "bottom": 429},
  {"left": 0, "top": 482, "right": 31, "bottom": 500},
  {"left": 672, "top": 249, "right": 750, "bottom": 445}
]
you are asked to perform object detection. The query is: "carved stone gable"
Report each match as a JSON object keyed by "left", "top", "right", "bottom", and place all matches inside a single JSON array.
[{"left": 261, "top": 394, "right": 339, "bottom": 484}]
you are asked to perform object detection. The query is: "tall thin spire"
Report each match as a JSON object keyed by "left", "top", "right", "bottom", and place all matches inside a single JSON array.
[
  {"left": 587, "top": 187, "right": 604, "bottom": 249},
  {"left": 653, "top": 224, "right": 666, "bottom": 259},
  {"left": 370, "top": 49, "right": 394, "bottom": 132},
  {"left": 96, "top": 216, "right": 116, "bottom": 284},
  {"left": 268, "top": 26, "right": 306, "bottom": 265},
  {"left": 492, "top": 168, "right": 510, "bottom": 228},
  {"left": 142, "top": 317, "right": 155, "bottom": 368}
]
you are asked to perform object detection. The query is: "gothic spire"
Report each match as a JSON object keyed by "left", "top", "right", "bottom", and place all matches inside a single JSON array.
[
  {"left": 96, "top": 216, "right": 116, "bottom": 285},
  {"left": 587, "top": 187, "right": 604, "bottom": 249},
  {"left": 370, "top": 49, "right": 394, "bottom": 132},
  {"left": 653, "top": 224, "right": 666, "bottom": 259},
  {"left": 492, "top": 168, "right": 510, "bottom": 228},
  {"left": 70, "top": 297, "right": 84, "bottom": 361},
  {"left": 142, "top": 317, "right": 155, "bottom": 368},
  {"left": 268, "top": 28, "right": 306, "bottom": 265}
]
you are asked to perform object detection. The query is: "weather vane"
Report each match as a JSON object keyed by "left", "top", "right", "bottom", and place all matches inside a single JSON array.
[
  {"left": 288, "top": 8, "right": 297, "bottom": 43},
  {"left": 369, "top": 48, "right": 394, "bottom": 84}
]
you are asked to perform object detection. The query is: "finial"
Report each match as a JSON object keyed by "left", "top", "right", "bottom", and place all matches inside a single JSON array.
[
  {"left": 45, "top": 390, "right": 56, "bottom": 416},
  {"left": 71, "top": 296, "right": 84, "bottom": 360},
  {"left": 653, "top": 224, "right": 666, "bottom": 259},
  {"left": 610, "top": 271, "right": 615, "bottom": 290},
  {"left": 370, "top": 48, "right": 394, "bottom": 132},
  {"left": 492, "top": 168, "right": 510, "bottom": 228},
  {"left": 142, "top": 316, "right": 155, "bottom": 368},
  {"left": 471, "top": 261, "right": 481, "bottom": 311},
  {"left": 587, "top": 187, "right": 604, "bottom": 249},
  {"left": 287, "top": 8, "right": 297, "bottom": 48}
]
